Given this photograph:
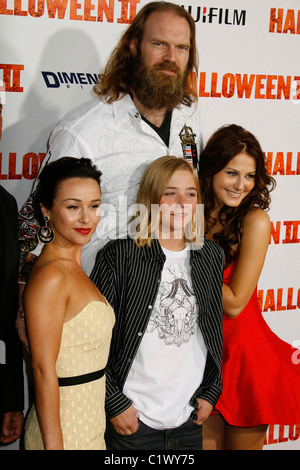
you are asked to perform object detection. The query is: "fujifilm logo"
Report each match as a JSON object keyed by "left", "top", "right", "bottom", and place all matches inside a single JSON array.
[
  {"left": 41, "top": 71, "right": 98, "bottom": 89},
  {"left": 181, "top": 5, "right": 246, "bottom": 25}
]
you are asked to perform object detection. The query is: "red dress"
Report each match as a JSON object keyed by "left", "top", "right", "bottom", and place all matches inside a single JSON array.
[{"left": 214, "top": 261, "right": 300, "bottom": 427}]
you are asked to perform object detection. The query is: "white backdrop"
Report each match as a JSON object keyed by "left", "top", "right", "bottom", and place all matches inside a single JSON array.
[{"left": 0, "top": 0, "right": 299, "bottom": 450}]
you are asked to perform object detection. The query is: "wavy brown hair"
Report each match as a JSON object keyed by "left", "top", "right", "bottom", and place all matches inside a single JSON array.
[
  {"left": 199, "top": 124, "right": 276, "bottom": 264},
  {"left": 94, "top": 1, "right": 198, "bottom": 103}
]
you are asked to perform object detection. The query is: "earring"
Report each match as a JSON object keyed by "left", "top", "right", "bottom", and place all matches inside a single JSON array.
[{"left": 37, "top": 216, "right": 55, "bottom": 244}]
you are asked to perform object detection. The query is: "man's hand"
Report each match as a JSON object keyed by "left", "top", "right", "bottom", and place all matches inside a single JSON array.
[
  {"left": 0, "top": 411, "right": 24, "bottom": 444},
  {"left": 110, "top": 404, "right": 139, "bottom": 435},
  {"left": 194, "top": 398, "right": 213, "bottom": 426}
]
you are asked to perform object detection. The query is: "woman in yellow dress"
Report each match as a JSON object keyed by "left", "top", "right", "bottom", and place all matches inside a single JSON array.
[{"left": 24, "top": 157, "right": 115, "bottom": 450}]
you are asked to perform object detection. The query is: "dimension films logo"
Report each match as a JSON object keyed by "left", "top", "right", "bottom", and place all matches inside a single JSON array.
[
  {"left": 42, "top": 71, "right": 98, "bottom": 89},
  {"left": 181, "top": 5, "right": 246, "bottom": 25}
]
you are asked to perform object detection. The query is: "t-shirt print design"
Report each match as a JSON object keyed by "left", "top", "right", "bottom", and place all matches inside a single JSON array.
[{"left": 147, "top": 263, "right": 198, "bottom": 347}]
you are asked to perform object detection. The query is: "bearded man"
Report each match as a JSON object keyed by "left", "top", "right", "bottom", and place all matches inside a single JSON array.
[
  {"left": 17, "top": 1, "right": 201, "bottom": 278},
  {"left": 16, "top": 2, "right": 206, "bottom": 449}
]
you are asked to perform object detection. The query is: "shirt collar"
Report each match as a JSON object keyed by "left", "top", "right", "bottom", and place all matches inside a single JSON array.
[
  {"left": 141, "top": 238, "right": 166, "bottom": 262},
  {"left": 112, "top": 94, "right": 198, "bottom": 123},
  {"left": 113, "top": 94, "right": 138, "bottom": 123},
  {"left": 141, "top": 238, "right": 205, "bottom": 262}
]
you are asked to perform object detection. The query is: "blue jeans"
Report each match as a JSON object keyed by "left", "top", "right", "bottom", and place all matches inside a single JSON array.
[{"left": 105, "top": 417, "right": 203, "bottom": 450}]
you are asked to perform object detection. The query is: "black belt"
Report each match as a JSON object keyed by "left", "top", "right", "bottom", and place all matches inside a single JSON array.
[{"left": 58, "top": 368, "right": 105, "bottom": 387}]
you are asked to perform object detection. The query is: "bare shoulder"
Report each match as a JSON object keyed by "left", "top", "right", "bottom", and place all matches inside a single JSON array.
[
  {"left": 25, "top": 258, "right": 68, "bottom": 299},
  {"left": 243, "top": 208, "right": 270, "bottom": 232}
]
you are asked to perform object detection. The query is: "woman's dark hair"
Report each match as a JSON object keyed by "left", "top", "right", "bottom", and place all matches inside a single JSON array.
[
  {"left": 199, "top": 124, "right": 276, "bottom": 264},
  {"left": 33, "top": 157, "right": 102, "bottom": 225}
]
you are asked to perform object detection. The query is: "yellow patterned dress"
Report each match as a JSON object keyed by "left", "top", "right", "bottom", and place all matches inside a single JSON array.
[{"left": 25, "top": 300, "right": 115, "bottom": 450}]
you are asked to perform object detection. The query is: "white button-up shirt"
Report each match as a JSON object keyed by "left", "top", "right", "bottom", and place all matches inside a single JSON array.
[{"left": 45, "top": 94, "right": 202, "bottom": 274}]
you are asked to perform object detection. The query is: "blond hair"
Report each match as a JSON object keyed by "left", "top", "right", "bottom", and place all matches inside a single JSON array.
[{"left": 130, "top": 156, "right": 203, "bottom": 247}]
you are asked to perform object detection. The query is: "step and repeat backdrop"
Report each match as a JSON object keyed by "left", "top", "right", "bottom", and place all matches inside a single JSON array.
[{"left": 1, "top": 0, "right": 299, "bottom": 450}]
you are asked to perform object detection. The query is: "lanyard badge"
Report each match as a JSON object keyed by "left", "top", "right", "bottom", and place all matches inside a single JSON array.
[{"left": 179, "top": 125, "right": 198, "bottom": 168}]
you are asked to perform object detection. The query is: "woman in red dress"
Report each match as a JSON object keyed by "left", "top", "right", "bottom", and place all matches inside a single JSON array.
[{"left": 199, "top": 124, "right": 300, "bottom": 450}]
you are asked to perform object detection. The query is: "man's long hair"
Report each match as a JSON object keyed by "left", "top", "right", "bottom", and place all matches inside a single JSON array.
[{"left": 94, "top": 2, "right": 198, "bottom": 103}]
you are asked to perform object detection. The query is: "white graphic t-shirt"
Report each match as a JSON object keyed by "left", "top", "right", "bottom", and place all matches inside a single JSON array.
[{"left": 123, "top": 245, "right": 208, "bottom": 430}]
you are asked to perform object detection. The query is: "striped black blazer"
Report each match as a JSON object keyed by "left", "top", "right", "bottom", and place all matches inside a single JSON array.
[{"left": 90, "top": 237, "right": 224, "bottom": 419}]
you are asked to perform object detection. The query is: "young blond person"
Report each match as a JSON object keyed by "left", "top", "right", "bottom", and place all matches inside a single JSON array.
[{"left": 91, "top": 156, "right": 224, "bottom": 450}]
